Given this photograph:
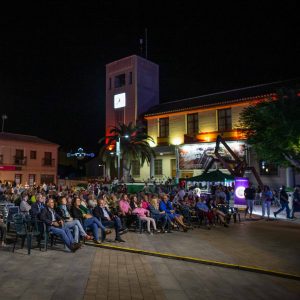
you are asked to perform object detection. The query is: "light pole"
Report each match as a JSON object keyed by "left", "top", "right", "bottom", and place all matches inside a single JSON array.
[
  {"left": 116, "top": 134, "right": 129, "bottom": 181},
  {"left": 1, "top": 114, "right": 8, "bottom": 132}
]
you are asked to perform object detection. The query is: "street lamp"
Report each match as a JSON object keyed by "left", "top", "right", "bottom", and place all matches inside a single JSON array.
[
  {"left": 116, "top": 134, "right": 129, "bottom": 181},
  {"left": 173, "top": 139, "right": 181, "bottom": 184},
  {"left": 1, "top": 114, "right": 8, "bottom": 132}
]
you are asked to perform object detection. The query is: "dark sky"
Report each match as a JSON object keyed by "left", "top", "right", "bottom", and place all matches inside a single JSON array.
[{"left": 1, "top": 2, "right": 299, "bottom": 153}]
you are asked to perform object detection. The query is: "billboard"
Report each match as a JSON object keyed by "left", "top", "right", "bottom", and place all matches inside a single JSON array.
[
  {"left": 178, "top": 141, "right": 245, "bottom": 170},
  {"left": 234, "top": 177, "right": 249, "bottom": 208}
]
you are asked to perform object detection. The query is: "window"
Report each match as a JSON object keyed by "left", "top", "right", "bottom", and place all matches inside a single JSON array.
[
  {"left": 0, "top": 154, "right": 3, "bottom": 164},
  {"left": 259, "top": 161, "right": 278, "bottom": 176},
  {"left": 132, "top": 160, "right": 140, "bottom": 176},
  {"left": 159, "top": 117, "right": 169, "bottom": 138},
  {"left": 154, "top": 159, "right": 163, "bottom": 175},
  {"left": 30, "top": 151, "right": 37, "bottom": 159},
  {"left": 129, "top": 72, "right": 133, "bottom": 84},
  {"left": 218, "top": 108, "right": 232, "bottom": 131},
  {"left": 43, "top": 152, "right": 53, "bottom": 166},
  {"left": 187, "top": 113, "right": 199, "bottom": 136},
  {"left": 15, "top": 174, "right": 22, "bottom": 185},
  {"left": 15, "top": 149, "right": 24, "bottom": 158},
  {"left": 114, "top": 73, "right": 126, "bottom": 88},
  {"left": 28, "top": 174, "right": 36, "bottom": 186}
]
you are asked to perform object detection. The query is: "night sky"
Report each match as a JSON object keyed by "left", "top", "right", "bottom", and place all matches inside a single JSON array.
[{"left": 1, "top": 2, "right": 299, "bottom": 153}]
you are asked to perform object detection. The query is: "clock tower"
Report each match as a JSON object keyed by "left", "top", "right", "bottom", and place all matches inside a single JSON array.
[{"left": 105, "top": 55, "right": 159, "bottom": 137}]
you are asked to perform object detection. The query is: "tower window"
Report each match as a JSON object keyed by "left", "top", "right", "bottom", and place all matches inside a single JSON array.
[{"left": 115, "top": 74, "right": 126, "bottom": 88}]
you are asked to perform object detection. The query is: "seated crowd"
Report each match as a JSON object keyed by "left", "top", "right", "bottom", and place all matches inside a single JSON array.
[{"left": 0, "top": 182, "right": 234, "bottom": 252}]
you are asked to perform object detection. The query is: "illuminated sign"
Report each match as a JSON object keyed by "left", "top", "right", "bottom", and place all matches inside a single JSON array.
[
  {"left": 0, "top": 166, "right": 16, "bottom": 171},
  {"left": 114, "top": 93, "right": 126, "bottom": 109},
  {"left": 178, "top": 141, "right": 245, "bottom": 170},
  {"left": 234, "top": 177, "right": 249, "bottom": 208}
]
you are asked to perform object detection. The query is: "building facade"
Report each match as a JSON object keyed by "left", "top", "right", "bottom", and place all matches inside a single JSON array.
[
  {"left": 0, "top": 132, "right": 59, "bottom": 185},
  {"left": 134, "top": 80, "right": 300, "bottom": 188}
]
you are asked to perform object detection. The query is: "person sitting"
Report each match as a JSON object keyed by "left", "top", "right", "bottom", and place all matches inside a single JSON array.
[
  {"left": 149, "top": 197, "right": 171, "bottom": 233},
  {"left": 130, "top": 195, "right": 139, "bottom": 210},
  {"left": 70, "top": 197, "right": 108, "bottom": 244},
  {"left": 119, "top": 194, "right": 135, "bottom": 229},
  {"left": 195, "top": 197, "right": 214, "bottom": 229},
  {"left": 93, "top": 198, "right": 127, "bottom": 242},
  {"left": 20, "top": 192, "right": 31, "bottom": 215},
  {"left": 133, "top": 201, "right": 158, "bottom": 234},
  {"left": 159, "top": 194, "right": 188, "bottom": 232},
  {"left": 40, "top": 198, "right": 80, "bottom": 252},
  {"left": 56, "top": 196, "right": 92, "bottom": 243},
  {"left": 30, "top": 193, "right": 46, "bottom": 220},
  {"left": 141, "top": 194, "right": 151, "bottom": 210}
]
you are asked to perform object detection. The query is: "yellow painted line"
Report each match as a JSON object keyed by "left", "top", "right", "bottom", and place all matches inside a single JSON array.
[{"left": 85, "top": 242, "right": 300, "bottom": 281}]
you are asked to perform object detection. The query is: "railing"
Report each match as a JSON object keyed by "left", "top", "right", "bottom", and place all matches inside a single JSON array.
[
  {"left": 42, "top": 158, "right": 55, "bottom": 167},
  {"left": 14, "top": 156, "right": 27, "bottom": 166},
  {"left": 195, "top": 129, "right": 247, "bottom": 143},
  {"left": 157, "top": 136, "right": 169, "bottom": 146}
]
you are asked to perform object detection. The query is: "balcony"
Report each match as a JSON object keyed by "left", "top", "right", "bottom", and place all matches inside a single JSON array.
[
  {"left": 42, "top": 158, "right": 55, "bottom": 167},
  {"left": 196, "top": 128, "right": 247, "bottom": 143},
  {"left": 14, "top": 156, "right": 27, "bottom": 166},
  {"left": 0, "top": 154, "right": 3, "bottom": 164},
  {"left": 157, "top": 136, "right": 169, "bottom": 146}
]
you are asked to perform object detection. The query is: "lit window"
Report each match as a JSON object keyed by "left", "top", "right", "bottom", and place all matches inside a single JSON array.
[
  {"left": 218, "top": 108, "right": 232, "bottom": 131},
  {"left": 187, "top": 113, "right": 199, "bottom": 136},
  {"left": 159, "top": 118, "right": 169, "bottom": 138}
]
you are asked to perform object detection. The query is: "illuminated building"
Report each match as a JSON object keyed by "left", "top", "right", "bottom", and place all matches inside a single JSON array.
[{"left": 0, "top": 132, "right": 59, "bottom": 185}]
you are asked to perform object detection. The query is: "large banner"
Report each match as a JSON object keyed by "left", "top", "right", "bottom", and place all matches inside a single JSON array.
[
  {"left": 178, "top": 142, "right": 245, "bottom": 170},
  {"left": 234, "top": 177, "right": 249, "bottom": 208}
]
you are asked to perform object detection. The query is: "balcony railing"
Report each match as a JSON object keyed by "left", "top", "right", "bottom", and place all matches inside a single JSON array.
[
  {"left": 195, "top": 128, "right": 247, "bottom": 143},
  {"left": 0, "top": 154, "right": 3, "bottom": 164},
  {"left": 14, "top": 156, "right": 27, "bottom": 166},
  {"left": 157, "top": 136, "right": 169, "bottom": 146},
  {"left": 42, "top": 158, "right": 55, "bottom": 167}
]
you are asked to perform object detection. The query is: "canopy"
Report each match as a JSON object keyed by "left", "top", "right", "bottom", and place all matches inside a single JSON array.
[{"left": 186, "top": 170, "right": 234, "bottom": 182}]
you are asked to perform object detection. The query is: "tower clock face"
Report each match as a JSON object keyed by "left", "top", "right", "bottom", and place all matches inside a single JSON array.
[{"left": 114, "top": 93, "right": 126, "bottom": 109}]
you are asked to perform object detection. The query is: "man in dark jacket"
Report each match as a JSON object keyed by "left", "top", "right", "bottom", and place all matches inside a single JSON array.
[
  {"left": 93, "top": 198, "right": 126, "bottom": 242},
  {"left": 40, "top": 198, "right": 80, "bottom": 252},
  {"left": 274, "top": 186, "right": 291, "bottom": 219}
]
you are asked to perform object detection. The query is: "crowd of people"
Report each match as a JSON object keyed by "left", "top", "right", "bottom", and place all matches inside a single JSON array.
[{"left": 0, "top": 180, "right": 299, "bottom": 252}]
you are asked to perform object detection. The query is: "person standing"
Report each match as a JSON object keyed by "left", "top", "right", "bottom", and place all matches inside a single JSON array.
[
  {"left": 244, "top": 183, "right": 256, "bottom": 219},
  {"left": 261, "top": 185, "right": 273, "bottom": 220},
  {"left": 274, "top": 185, "right": 291, "bottom": 219}
]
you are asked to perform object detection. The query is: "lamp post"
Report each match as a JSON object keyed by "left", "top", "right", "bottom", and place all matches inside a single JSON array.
[
  {"left": 1, "top": 114, "right": 8, "bottom": 132},
  {"left": 173, "top": 139, "right": 181, "bottom": 184},
  {"left": 116, "top": 134, "right": 129, "bottom": 181}
]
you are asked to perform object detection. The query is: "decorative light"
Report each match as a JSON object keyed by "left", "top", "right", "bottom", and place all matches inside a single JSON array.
[{"left": 67, "top": 148, "right": 95, "bottom": 160}]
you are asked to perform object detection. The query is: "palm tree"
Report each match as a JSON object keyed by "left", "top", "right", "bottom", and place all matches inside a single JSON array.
[{"left": 99, "top": 122, "right": 155, "bottom": 182}]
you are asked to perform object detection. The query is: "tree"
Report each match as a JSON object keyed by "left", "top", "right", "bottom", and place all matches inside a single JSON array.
[
  {"left": 100, "top": 122, "right": 155, "bottom": 182},
  {"left": 239, "top": 89, "right": 300, "bottom": 168}
]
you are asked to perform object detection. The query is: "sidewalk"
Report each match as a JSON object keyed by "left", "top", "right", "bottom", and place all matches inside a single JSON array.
[{"left": 1, "top": 217, "right": 300, "bottom": 300}]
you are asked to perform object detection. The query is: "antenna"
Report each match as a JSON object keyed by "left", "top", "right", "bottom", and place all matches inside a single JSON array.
[
  {"left": 139, "top": 38, "right": 143, "bottom": 57},
  {"left": 145, "top": 28, "right": 148, "bottom": 59}
]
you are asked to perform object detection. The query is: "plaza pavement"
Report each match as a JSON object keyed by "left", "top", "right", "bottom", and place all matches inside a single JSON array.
[{"left": 0, "top": 214, "right": 300, "bottom": 300}]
